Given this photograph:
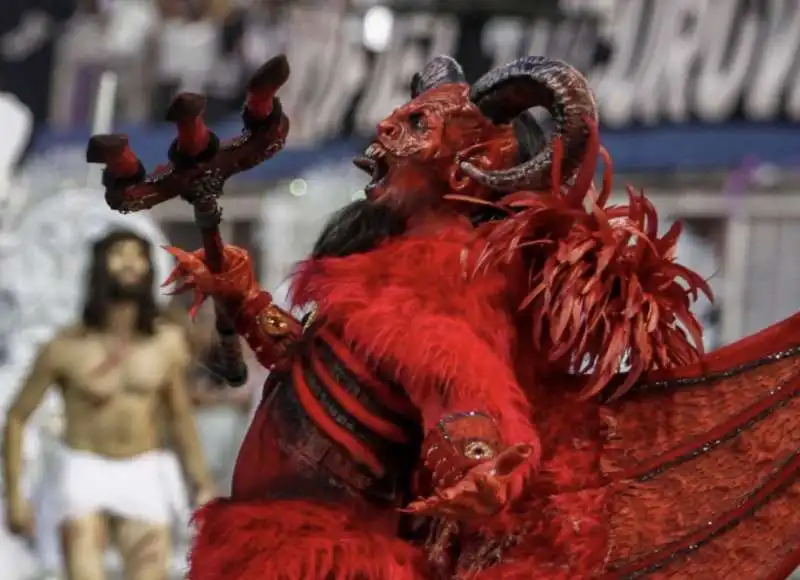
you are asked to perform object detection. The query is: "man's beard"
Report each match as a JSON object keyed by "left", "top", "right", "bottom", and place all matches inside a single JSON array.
[
  {"left": 312, "top": 199, "right": 407, "bottom": 259},
  {"left": 106, "top": 277, "right": 152, "bottom": 302}
]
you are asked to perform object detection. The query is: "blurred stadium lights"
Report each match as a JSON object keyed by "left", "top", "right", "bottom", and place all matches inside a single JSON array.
[
  {"left": 350, "top": 0, "right": 619, "bottom": 18},
  {"left": 559, "top": 0, "right": 616, "bottom": 17},
  {"left": 365, "top": 0, "right": 564, "bottom": 17},
  {"left": 363, "top": 6, "right": 395, "bottom": 52},
  {"left": 289, "top": 178, "right": 308, "bottom": 197}
]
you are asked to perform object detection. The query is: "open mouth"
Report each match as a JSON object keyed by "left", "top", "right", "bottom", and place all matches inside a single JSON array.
[{"left": 353, "top": 143, "right": 389, "bottom": 196}]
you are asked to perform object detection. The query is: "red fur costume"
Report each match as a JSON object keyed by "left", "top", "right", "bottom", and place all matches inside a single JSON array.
[{"left": 97, "top": 55, "right": 800, "bottom": 579}]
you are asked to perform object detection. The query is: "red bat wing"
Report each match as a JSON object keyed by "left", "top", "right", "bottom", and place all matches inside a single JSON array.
[{"left": 599, "top": 313, "right": 800, "bottom": 579}]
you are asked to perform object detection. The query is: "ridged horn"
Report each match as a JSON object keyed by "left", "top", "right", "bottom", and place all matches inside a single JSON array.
[
  {"left": 410, "top": 55, "right": 466, "bottom": 98},
  {"left": 463, "top": 56, "right": 598, "bottom": 192}
]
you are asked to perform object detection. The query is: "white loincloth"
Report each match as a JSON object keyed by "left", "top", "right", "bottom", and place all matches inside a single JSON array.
[
  {"left": 54, "top": 445, "right": 184, "bottom": 525},
  {"left": 33, "top": 444, "right": 189, "bottom": 575}
]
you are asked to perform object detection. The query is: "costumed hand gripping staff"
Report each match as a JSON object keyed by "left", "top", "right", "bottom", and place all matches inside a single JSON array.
[
  {"left": 88, "top": 54, "right": 800, "bottom": 580},
  {"left": 86, "top": 56, "right": 299, "bottom": 387}
]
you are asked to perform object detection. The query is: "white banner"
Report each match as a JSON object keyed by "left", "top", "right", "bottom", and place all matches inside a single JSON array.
[{"left": 281, "top": 0, "right": 800, "bottom": 145}]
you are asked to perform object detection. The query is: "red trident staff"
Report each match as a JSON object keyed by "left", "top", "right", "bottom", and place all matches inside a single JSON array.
[{"left": 86, "top": 55, "right": 291, "bottom": 387}]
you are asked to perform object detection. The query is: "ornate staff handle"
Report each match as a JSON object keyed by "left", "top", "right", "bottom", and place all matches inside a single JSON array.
[
  {"left": 86, "top": 55, "right": 291, "bottom": 387},
  {"left": 189, "top": 186, "right": 248, "bottom": 387}
]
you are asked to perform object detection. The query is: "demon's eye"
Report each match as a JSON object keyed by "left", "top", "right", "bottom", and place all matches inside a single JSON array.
[{"left": 408, "top": 112, "right": 427, "bottom": 131}]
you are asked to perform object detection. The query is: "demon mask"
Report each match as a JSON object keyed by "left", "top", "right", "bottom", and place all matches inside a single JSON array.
[{"left": 354, "top": 55, "right": 598, "bottom": 217}]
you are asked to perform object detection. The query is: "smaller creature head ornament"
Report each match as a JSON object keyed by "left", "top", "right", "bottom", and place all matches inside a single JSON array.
[{"left": 354, "top": 55, "right": 598, "bottom": 218}]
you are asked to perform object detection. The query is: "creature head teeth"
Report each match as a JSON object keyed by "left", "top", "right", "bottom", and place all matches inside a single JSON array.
[
  {"left": 364, "top": 142, "right": 386, "bottom": 160},
  {"left": 354, "top": 142, "right": 390, "bottom": 182}
]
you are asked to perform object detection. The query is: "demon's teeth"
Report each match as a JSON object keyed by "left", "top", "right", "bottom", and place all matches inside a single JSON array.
[{"left": 365, "top": 143, "right": 384, "bottom": 159}]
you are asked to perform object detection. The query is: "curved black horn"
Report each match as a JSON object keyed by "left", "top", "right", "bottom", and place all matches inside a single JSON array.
[
  {"left": 410, "top": 55, "right": 466, "bottom": 98},
  {"left": 463, "top": 56, "right": 598, "bottom": 192}
]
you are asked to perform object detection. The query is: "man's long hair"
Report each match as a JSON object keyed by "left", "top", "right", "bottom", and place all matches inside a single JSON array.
[{"left": 82, "top": 229, "right": 159, "bottom": 336}]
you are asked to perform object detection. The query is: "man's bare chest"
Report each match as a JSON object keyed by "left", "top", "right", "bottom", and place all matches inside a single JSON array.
[{"left": 57, "top": 335, "right": 172, "bottom": 401}]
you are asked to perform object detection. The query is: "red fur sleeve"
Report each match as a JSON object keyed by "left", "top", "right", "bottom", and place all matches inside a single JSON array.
[
  {"left": 471, "top": 119, "right": 712, "bottom": 401},
  {"left": 292, "top": 239, "right": 542, "bottom": 483},
  {"left": 358, "top": 310, "right": 541, "bottom": 488},
  {"left": 391, "top": 313, "right": 535, "bottom": 440}
]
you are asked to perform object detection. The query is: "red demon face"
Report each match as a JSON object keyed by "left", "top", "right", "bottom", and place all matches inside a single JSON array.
[
  {"left": 354, "top": 83, "right": 517, "bottom": 216},
  {"left": 353, "top": 55, "right": 597, "bottom": 219}
]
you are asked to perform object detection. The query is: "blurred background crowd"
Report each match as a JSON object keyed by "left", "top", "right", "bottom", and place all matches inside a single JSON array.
[{"left": 0, "top": 0, "right": 799, "bottom": 578}]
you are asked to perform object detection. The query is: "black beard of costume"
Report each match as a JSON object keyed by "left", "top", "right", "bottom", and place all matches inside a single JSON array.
[{"left": 312, "top": 200, "right": 407, "bottom": 259}]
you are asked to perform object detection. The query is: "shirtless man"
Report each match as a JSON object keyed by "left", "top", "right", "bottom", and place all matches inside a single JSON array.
[{"left": 2, "top": 229, "right": 215, "bottom": 580}]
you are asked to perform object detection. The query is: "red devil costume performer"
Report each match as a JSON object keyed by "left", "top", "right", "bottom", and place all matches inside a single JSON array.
[{"left": 87, "top": 54, "right": 800, "bottom": 579}]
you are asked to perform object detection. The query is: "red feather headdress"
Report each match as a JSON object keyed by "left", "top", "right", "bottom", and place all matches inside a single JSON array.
[{"left": 455, "top": 118, "right": 712, "bottom": 400}]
